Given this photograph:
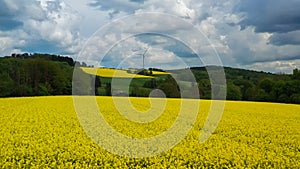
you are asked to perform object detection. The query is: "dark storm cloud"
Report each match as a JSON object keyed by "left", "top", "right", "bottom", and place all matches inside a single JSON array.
[
  {"left": 268, "top": 31, "right": 300, "bottom": 46},
  {"left": 253, "top": 55, "right": 300, "bottom": 63},
  {"left": 164, "top": 44, "right": 198, "bottom": 58},
  {"left": 237, "top": 0, "right": 300, "bottom": 46},
  {"left": 237, "top": 0, "right": 300, "bottom": 33},
  {"left": 0, "top": 1, "right": 23, "bottom": 30}
]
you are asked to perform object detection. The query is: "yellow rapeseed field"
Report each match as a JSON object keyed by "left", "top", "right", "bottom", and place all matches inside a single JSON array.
[
  {"left": 81, "top": 68, "right": 154, "bottom": 78},
  {"left": 0, "top": 96, "right": 299, "bottom": 168},
  {"left": 150, "top": 71, "right": 170, "bottom": 75}
]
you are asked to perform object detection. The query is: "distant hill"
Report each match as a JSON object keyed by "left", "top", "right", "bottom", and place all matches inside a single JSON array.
[
  {"left": 0, "top": 53, "right": 299, "bottom": 104},
  {"left": 169, "top": 66, "right": 300, "bottom": 103}
]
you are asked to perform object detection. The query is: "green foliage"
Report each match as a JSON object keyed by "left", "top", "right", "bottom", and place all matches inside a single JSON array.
[
  {"left": 198, "top": 79, "right": 211, "bottom": 99},
  {"left": 105, "top": 83, "right": 112, "bottom": 96},
  {"left": 38, "top": 84, "right": 50, "bottom": 96},
  {"left": 292, "top": 68, "right": 300, "bottom": 80},
  {"left": 0, "top": 73, "right": 13, "bottom": 97},
  {"left": 191, "top": 66, "right": 300, "bottom": 104},
  {"left": 0, "top": 54, "right": 300, "bottom": 104},
  {"left": 233, "top": 78, "right": 253, "bottom": 100},
  {"left": 143, "top": 79, "right": 157, "bottom": 89},
  {"left": 0, "top": 54, "right": 73, "bottom": 97},
  {"left": 278, "top": 94, "right": 290, "bottom": 103},
  {"left": 244, "top": 87, "right": 257, "bottom": 101},
  {"left": 227, "top": 83, "right": 242, "bottom": 100},
  {"left": 157, "top": 75, "right": 180, "bottom": 98},
  {"left": 290, "top": 94, "right": 300, "bottom": 104},
  {"left": 259, "top": 78, "right": 274, "bottom": 93}
]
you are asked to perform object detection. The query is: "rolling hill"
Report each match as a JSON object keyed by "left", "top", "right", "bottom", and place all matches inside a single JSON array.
[{"left": 0, "top": 53, "right": 299, "bottom": 103}]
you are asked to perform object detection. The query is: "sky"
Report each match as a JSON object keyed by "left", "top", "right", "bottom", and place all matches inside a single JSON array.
[{"left": 0, "top": 0, "right": 300, "bottom": 73}]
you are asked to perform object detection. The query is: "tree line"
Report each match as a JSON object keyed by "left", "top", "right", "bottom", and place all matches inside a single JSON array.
[
  {"left": 0, "top": 53, "right": 299, "bottom": 104},
  {"left": 0, "top": 55, "right": 73, "bottom": 97},
  {"left": 189, "top": 67, "right": 300, "bottom": 104}
]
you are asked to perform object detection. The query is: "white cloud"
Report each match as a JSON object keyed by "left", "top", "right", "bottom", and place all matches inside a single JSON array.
[
  {"left": 0, "top": 36, "right": 14, "bottom": 55},
  {"left": 0, "top": 0, "right": 83, "bottom": 55},
  {"left": 27, "top": 0, "right": 82, "bottom": 53},
  {"left": 247, "top": 59, "right": 300, "bottom": 74},
  {"left": 64, "top": 0, "right": 110, "bottom": 37},
  {"left": 1, "top": 0, "right": 300, "bottom": 73}
]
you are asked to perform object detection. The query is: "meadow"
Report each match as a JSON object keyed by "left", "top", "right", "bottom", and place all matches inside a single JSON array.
[{"left": 0, "top": 96, "right": 299, "bottom": 168}]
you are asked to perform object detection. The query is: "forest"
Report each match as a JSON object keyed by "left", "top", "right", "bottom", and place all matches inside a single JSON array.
[{"left": 0, "top": 53, "right": 299, "bottom": 104}]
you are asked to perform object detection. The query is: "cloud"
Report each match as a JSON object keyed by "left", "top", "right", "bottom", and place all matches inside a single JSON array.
[
  {"left": 237, "top": 0, "right": 300, "bottom": 33},
  {"left": 0, "top": 0, "right": 82, "bottom": 55},
  {"left": 0, "top": 36, "right": 14, "bottom": 55},
  {"left": 75, "top": 0, "right": 300, "bottom": 73},
  {"left": 0, "top": 17, "right": 23, "bottom": 31},
  {"left": 82, "top": 0, "right": 255, "bottom": 69},
  {"left": 0, "top": 1, "right": 23, "bottom": 31},
  {"left": 89, "top": 0, "right": 196, "bottom": 20},
  {"left": 224, "top": 26, "right": 300, "bottom": 67},
  {"left": 1, "top": 0, "right": 300, "bottom": 73},
  {"left": 88, "top": 0, "right": 144, "bottom": 18},
  {"left": 19, "top": 39, "right": 64, "bottom": 54},
  {"left": 79, "top": 30, "right": 192, "bottom": 69},
  {"left": 136, "top": 33, "right": 199, "bottom": 60},
  {"left": 268, "top": 31, "right": 300, "bottom": 46},
  {"left": 246, "top": 59, "right": 300, "bottom": 74},
  {"left": 236, "top": 0, "right": 300, "bottom": 47}
]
